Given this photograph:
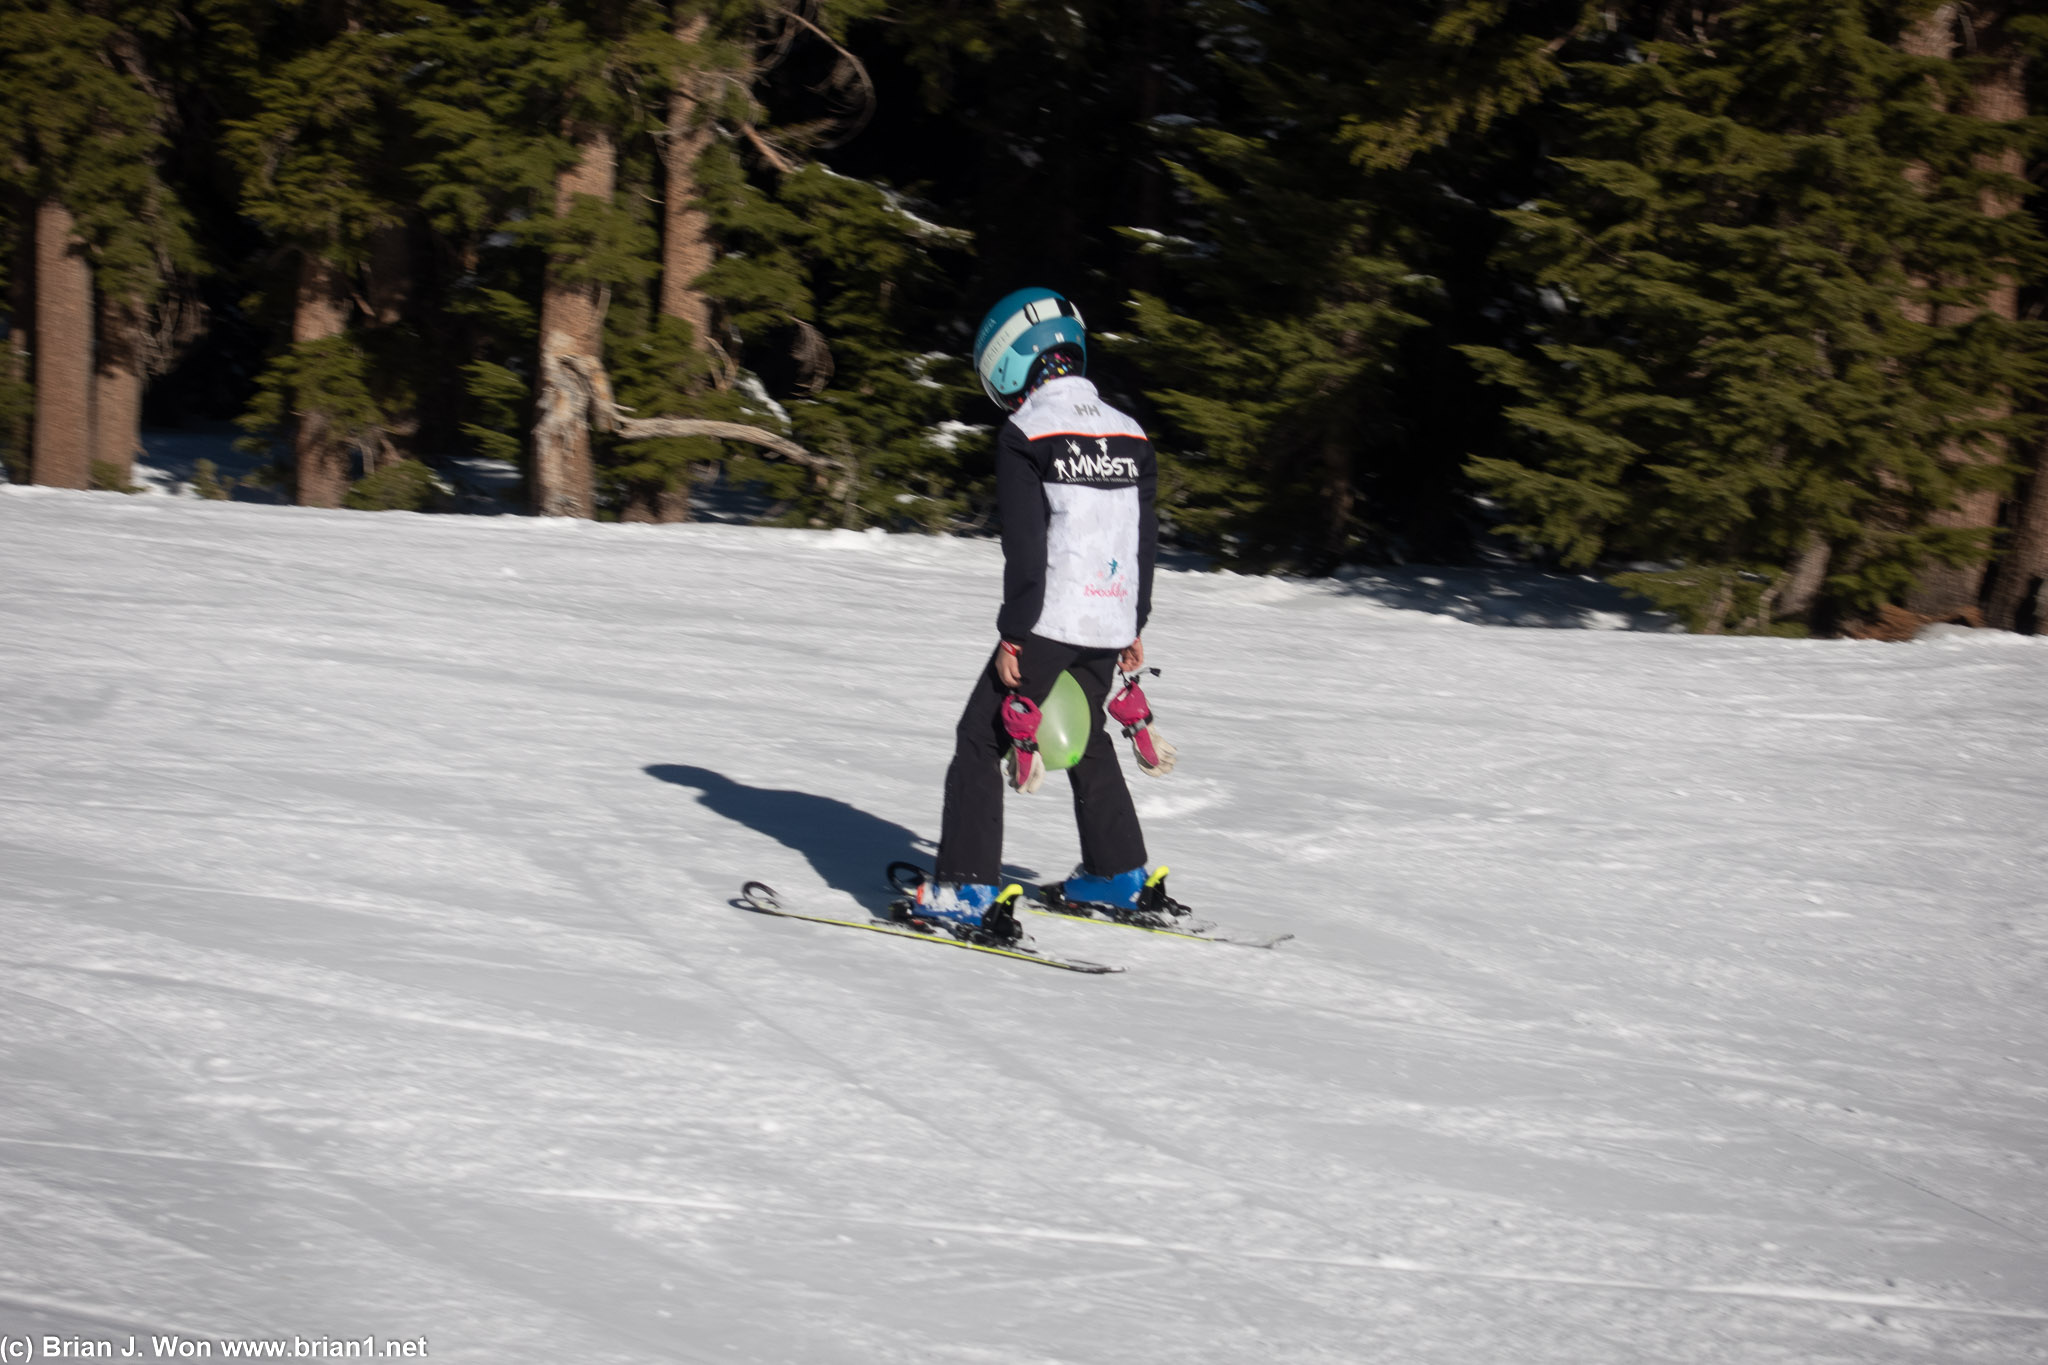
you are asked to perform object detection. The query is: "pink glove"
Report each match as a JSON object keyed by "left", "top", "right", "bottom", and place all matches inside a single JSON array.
[
  {"left": 1107, "top": 674, "right": 1177, "bottom": 777},
  {"left": 1000, "top": 693, "right": 1046, "bottom": 794}
]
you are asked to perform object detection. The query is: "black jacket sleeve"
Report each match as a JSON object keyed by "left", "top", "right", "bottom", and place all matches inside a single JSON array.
[
  {"left": 1136, "top": 439, "right": 1158, "bottom": 635},
  {"left": 995, "top": 421, "right": 1048, "bottom": 641}
]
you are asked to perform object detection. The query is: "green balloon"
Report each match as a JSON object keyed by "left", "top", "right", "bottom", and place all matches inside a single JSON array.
[{"left": 1036, "top": 670, "right": 1094, "bottom": 771}]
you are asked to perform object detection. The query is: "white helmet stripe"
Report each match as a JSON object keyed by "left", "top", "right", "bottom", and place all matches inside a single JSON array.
[
  {"left": 977, "top": 311, "right": 1038, "bottom": 379},
  {"left": 1022, "top": 297, "right": 1083, "bottom": 328}
]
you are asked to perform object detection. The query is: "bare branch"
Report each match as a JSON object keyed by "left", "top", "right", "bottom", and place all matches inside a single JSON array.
[
  {"left": 740, "top": 121, "right": 798, "bottom": 174},
  {"left": 757, "top": 1, "right": 806, "bottom": 75},
  {"left": 611, "top": 416, "right": 838, "bottom": 470},
  {"left": 790, "top": 316, "right": 834, "bottom": 395},
  {"left": 770, "top": 5, "right": 878, "bottom": 148},
  {"left": 554, "top": 351, "right": 837, "bottom": 470}
]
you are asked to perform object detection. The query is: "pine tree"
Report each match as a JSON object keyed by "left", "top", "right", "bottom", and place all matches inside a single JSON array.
[
  {"left": 525, "top": 1, "right": 659, "bottom": 519},
  {"left": 516, "top": 0, "right": 971, "bottom": 527},
  {"left": 205, "top": 0, "right": 974, "bottom": 525},
  {"left": 873, "top": 0, "right": 1226, "bottom": 309},
  {"left": 401, "top": 2, "right": 582, "bottom": 487},
  {"left": 1983, "top": 8, "right": 2048, "bottom": 633},
  {"left": 1124, "top": 0, "right": 1589, "bottom": 571},
  {"left": 0, "top": 214, "right": 29, "bottom": 483},
  {"left": 83, "top": 4, "right": 198, "bottom": 490},
  {"left": 0, "top": 1, "right": 187, "bottom": 491},
  {"left": 227, "top": 0, "right": 437, "bottom": 506},
  {"left": 1898, "top": 2, "right": 2036, "bottom": 619},
  {"left": 690, "top": 156, "right": 976, "bottom": 526},
  {"left": 403, "top": 0, "right": 704, "bottom": 517},
  {"left": 608, "top": 4, "right": 744, "bottom": 522},
  {"left": 1989, "top": 429, "right": 2048, "bottom": 632},
  {"left": 1460, "top": 1, "right": 2042, "bottom": 632}
]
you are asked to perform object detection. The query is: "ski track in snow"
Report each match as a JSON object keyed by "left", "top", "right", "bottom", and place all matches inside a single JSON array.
[{"left": 2, "top": 484, "right": 2046, "bottom": 1363}]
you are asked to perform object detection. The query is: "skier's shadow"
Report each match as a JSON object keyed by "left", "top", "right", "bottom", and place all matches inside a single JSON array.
[{"left": 644, "top": 765, "right": 1042, "bottom": 912}]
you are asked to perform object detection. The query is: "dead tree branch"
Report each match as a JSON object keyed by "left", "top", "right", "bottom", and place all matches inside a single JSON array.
[
  {"left": 741, "top": 121, "right": 799, "bottom": 174},
  {"left": 556, "top": 352, "right": 838, "bottom": 471},
  {"left": 771, "top": 5, "right": 877, "bottom": 148}
]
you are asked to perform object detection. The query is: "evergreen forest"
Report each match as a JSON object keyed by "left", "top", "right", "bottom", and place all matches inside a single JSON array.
[{"left": 3, "top": 0, "right": 2045, "bottom": 636}]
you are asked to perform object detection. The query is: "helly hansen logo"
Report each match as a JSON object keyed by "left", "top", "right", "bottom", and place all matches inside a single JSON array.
[{"left": 1055, "top": 438, "right": 1139, "bottom": 483}]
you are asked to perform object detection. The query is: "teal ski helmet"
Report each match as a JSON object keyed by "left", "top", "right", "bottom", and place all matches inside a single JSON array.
[{"left": 974, "top": 287, "right": 1085, "bottom": 411}]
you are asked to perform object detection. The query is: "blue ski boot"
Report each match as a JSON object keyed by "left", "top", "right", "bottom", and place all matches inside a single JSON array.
[
  {"left": 901, "top": 879, "right": 1025, "bottom": 944},
  {"left": 1045, "top": 865, "right": 1192, "bottom": 927},
  {"left": 1060, "top": 865, "right": 1147, "bottom": 911}
]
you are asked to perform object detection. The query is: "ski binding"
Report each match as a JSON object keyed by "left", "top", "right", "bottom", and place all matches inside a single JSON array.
[{"left": 885, "top": 862, "right": 1293, "bottom": 950}]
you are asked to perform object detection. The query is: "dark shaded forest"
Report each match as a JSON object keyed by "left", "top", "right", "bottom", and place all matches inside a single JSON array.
[{"left": 3, "top": 0, "right": 2044, "bottom": 634}]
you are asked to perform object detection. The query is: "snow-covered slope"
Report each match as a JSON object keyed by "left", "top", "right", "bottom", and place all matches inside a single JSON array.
[{"left": 3, "top": 486, "right": 2045, "bottom": 1364}]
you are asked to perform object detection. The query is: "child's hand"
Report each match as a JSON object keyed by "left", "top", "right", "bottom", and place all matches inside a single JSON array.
[
  {"left": 1119, "top": 637, "right": 1145, "bottom": 673},
  {"left": 996, "top": 640, "right": 1023, "bottom": 688}
]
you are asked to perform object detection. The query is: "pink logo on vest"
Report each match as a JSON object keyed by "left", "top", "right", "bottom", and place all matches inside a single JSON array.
[{"left": 1084, "top": 560, "right": 1130, "bottom": 599}]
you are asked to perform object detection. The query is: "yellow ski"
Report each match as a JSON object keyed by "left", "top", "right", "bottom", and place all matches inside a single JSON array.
[{"left": 737, "top": 882, "right": 1123, "bottom": 975}]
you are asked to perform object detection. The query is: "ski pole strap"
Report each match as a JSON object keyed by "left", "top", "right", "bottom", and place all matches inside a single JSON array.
[{"left": 1000, "top": 640, "right": 1023, "bottom": 658}]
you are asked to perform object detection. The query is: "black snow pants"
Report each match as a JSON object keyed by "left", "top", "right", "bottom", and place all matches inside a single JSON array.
[{"left": 934, "top": 633, "right": 1147, "bottom": 886}]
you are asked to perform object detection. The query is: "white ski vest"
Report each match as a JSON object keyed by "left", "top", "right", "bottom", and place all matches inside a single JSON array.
[{"left": 995, "top": 377, "right": 1158, "bottom": 650}]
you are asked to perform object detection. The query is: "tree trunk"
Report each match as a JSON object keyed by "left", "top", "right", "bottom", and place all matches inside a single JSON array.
[
  {"left": 31, "top": 199, "right": 93, "bottom": 490},
  {"left": 2, "top": 327, "right": 26, "bottom": 483},
  {"left": 5, "top": 231, "right": 35, "bottom": 483},
  {"left": 1904, "top": 6, "right": 2023, "bottom": 617},
  {"left": 640, "top": 12, "right": 720, "bottom": 526},
  {"left": 619, "top": 484, "right": 695, "bottom": 523},
  {"left": 293, "top": 253, "right": 351, "bottom": 508},
  {"left": 1771, "top": 534, "right": 1832, "bottom": 625},
  {"left": 1985, "top": 438, "right": 2047, "bottom": 633},
  {"left": 365, "top": 222, "right": 410, "bottom": 328},
  {"left": 363, "top": 220, "right": 418, "bottom": 471},
  {"left": 1320, "top": 427, "right": 1353, "bottom": 572},
  {"left": 93, "top": 294, "right": 145, "bottom": 486},
  {"left": 532, "top": 127, "right": 616, "bottom": 518},
  {"left": 1896, "top": 8, "right": 1952, "bottom": 328},
  {"left": 1900, "top": 7, "right": 1957, "bottom": 70},
  {"left": 662, "top": 14, "right": 716, "bottom": 357}
]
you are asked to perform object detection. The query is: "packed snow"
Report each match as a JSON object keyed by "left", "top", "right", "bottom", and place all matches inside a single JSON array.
[{"left": 2, "top": 480, "right": 2045, "bottom": 1364}]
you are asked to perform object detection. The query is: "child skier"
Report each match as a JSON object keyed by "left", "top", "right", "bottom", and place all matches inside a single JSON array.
[{"left": 909, "top": 288, "right": 1179, "bottom": 942}]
